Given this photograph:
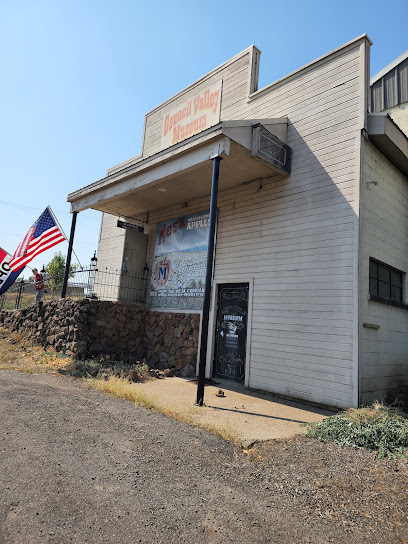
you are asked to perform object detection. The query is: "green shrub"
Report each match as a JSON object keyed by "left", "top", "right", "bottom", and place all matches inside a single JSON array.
[{"left": 306, "top": 402, "right": 408, "bottom": 459}]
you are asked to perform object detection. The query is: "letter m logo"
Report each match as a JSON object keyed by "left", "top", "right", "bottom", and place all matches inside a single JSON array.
[
  {"left": 158, "top": 267, "right": 167, "bottom": 281},
  {"left": 155, "top": 258, "right": 171, "bottom": 287}
]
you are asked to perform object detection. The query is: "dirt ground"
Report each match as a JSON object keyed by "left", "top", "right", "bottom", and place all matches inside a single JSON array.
[{"left": 1, "top": 368, "right": 408, "bottom": 544}]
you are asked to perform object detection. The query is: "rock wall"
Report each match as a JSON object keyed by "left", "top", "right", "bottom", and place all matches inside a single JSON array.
[
  {"left": 145, "top": 312, "right": 200, "bottom": 378},
  {"left": 0, "top": 299, "right": 200, "bottom": 376}
]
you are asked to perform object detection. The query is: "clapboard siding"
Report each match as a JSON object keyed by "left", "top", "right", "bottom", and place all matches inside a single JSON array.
[
  {"left": 214, "top": 174, "right": 356, "bottom": 213},
  {"left": 251, "top": 342, "right": 351, "bottom": 359},
  {"left": 97, "top": 213, "right": 125, "bottom": 271},
  {"left": 251, "top": 317, "right": 353, "bottom": 331},
  {"left": 216, "top": 206, "right": 355, "bottom": 234},
  {"left": 252, "top": 367, "right": 353, "bottom": 389},
  {"left": 218, "top": 241, "right": 354, "bottom": 259},
  {"left": 359, "top": 139, "right": 408, "bottom": 405},
  {"left": 93, "top": 213, "right": 126, "bottom": 300},
  {"left": 251, "top": 49, "right": 359, "bottom": 103},
  {"left": 218, "top": 230, "right": 354, "bottom": 253},
  {"left": 252, "top": 355, "right": 352, "bottom": 372},
  {"left": 384, "top": 103, "right": 408, "bottom": 135},
  {"left": 233, "top": 47, "right": 360, "bottom": 113},
  {"left": 252, "top": 309, "right": 353, "bottom": 319},
  {"left": 249, "top": 377, "right": 353, "bottom": 406},
  {"left": 227, "top": 40, "right": 362, "bottom": 407},
  {"left": 251, "top": 362, "right": 353, "bottom": 384},
  {"left": 251, "top": 333, "right": 352, "bottom": 352}
]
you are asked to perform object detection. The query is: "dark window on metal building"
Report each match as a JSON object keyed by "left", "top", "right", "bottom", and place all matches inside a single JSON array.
[{"left": 369, "top": 259, "right": 403, "bottom": 303}]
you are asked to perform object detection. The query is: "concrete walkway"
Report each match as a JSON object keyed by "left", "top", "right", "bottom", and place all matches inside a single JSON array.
[{"left": 131, "top": 377, "right": 333, "bottom": 447}]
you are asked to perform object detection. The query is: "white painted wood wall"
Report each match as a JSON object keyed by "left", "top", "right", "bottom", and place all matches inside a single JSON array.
[
  {"left": 94, "top": 213, "right": 125, "bottom": 300},
  {"left": 384, "top": 103, "right": 408, "bottom": 135},
  {"left": 359, "top": 138, "right": 408, "bottom": 404}
]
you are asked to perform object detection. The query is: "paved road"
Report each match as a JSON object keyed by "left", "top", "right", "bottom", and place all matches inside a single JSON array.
[
  {"left": 1, "top": 371, "right": 292, "bottom": 543},
  {"left": 1, "top": 370, "right": 401, "bottom": 544}
]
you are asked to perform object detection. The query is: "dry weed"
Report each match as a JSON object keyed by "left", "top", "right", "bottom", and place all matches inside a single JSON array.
[
  {"left": 88, "top": 376, "right": 160, "bottom": 410},
  {"left": 0, "top": 326, "right": 71, "bottom": 373},
  {"left": 87, "top": 376, "right": 239, "bottom": 444}
]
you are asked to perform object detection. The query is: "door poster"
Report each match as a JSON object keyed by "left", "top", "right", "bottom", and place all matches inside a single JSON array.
[
  {"left": 214, "top": 284, "right": 249, "bottom": 383},
  {"left": 149, "top": 211, "right": 210, "bottom": 311}
]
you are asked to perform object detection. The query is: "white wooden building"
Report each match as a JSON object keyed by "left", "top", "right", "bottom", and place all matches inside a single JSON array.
[{"left": 68, "top": 36, "right": 408, "bottom": 409}]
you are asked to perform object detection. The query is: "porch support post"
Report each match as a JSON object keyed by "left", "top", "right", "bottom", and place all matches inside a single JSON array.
[
  {"left": 196, "top": 156, "right": 221, "bottom": 406},
  {"left": 61, "top": 211, "right": 78, "bottom": 298}
]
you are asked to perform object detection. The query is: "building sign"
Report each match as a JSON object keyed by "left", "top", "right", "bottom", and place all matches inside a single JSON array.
[
  {"left": 161, "top": 80, "right": 222, "bottom": 150},
  {"left": 117, "top": 220, "right": 144, "bottom": 233},
  {"left": 149, "top": 211, "right": 210, "bottom": 311}
]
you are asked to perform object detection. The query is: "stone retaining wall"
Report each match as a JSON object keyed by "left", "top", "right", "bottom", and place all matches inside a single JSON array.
[
  {"left": 0, "top": 299, "right": 200, "bottom": 377},
  {"left": 145, "top": 312, "right": 200, "bottom": 378}
]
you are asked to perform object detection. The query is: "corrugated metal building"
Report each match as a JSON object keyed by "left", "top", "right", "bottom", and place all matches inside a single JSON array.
[
  {"left": 371, "top": 49, "right": 408, "bottom": 134},
  {"left": 68, "top": 36, "right": 408, "bottom": 409}
]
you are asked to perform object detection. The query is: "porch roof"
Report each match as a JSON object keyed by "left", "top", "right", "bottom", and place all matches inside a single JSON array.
[
  {"left": 367, "top": 114, "right": 408, "bottom": 177},
  {"left": 68, "top": 119, "right": 291, "bottom": 217}
]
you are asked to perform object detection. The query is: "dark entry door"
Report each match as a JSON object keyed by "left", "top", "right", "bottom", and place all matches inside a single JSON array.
[{"left": 213, "top": 283, "right": 249, "bottom": 383}]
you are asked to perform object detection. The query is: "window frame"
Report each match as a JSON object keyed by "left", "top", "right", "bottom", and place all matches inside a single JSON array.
[{"left": 369, "top": 258, "right": 408, "bottom": 310}]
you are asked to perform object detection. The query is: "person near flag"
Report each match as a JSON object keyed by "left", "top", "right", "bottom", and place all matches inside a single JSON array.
[
  {"left": 9, "top": 207, "right": 66, "bottom": 273},
  {"left": 32, "top": 268, "right": 45, "bottom": 304}
]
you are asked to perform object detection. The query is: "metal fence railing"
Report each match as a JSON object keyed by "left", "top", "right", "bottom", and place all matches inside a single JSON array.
[{"left": 0, "top": 266, "right": 148, "bottom": 311}]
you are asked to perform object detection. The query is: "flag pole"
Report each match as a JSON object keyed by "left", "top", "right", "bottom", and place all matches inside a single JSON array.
[
  {"left": 48, "top": 206, "right": 82, "bottom": 268},
  {"left": 61, "top": 211, "right": 78, "bottom": 298}
]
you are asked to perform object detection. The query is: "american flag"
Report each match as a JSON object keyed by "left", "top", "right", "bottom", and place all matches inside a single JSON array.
[{"left": 9, "top": 207, "right": 66, "bottom": 272}]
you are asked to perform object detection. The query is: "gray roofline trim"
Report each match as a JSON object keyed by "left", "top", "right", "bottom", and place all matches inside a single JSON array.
[{"left": 370, "top": 49, "right": 408, "bottom": 86}]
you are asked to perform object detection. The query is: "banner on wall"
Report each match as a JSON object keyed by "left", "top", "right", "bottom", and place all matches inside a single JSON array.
[{"left": 149, "top": 211, "right": 210, "bottom": 311}]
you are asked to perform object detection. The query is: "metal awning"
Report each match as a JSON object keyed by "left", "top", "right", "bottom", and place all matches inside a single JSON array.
[
  {"left": 68, "top": 119, "right": 291, "bottom": 216},
  {"left": 367, "top": 114, "right": 408, "bottom": 177}
]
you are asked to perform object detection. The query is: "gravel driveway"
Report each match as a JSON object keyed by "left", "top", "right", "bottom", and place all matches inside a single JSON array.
[{"left": 1, "top": 370, "right": 407, "bottom": 544}]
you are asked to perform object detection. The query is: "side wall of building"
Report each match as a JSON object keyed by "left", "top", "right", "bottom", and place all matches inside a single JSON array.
[
  {"left": 97, "top": 213, "right": 126, "bottom": 270},
  {"left": 122, "top": 230, "right": 148, "bottom": 276},
  {"left": 359, "top": 138, "right": 408, "bottom": 404},
  {"left": 94, "top": 213, "right": 126, "bottom": 300}
]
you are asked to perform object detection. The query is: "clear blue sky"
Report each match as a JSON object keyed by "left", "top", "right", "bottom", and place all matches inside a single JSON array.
[{"left": 1, "top": 0, "right": 407, "bottom": 276}]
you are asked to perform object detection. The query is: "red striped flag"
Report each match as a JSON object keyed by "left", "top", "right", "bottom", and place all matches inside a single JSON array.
[{"left": 9, "top": 207, "right": 66, "bottom": 272}]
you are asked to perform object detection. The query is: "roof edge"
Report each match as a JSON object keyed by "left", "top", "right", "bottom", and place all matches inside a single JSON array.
[
  {"left": 67, "top": 118, "right": 286, "bottom": 203},
  {"left": 371, "top": 49, "right": 408, "bottom": 86},
  {"left": 145, "top": 45, "right": 260, "bottom": 117},
  {"left": 249, "top": 34, "right": 372, "bottom": 101}
]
